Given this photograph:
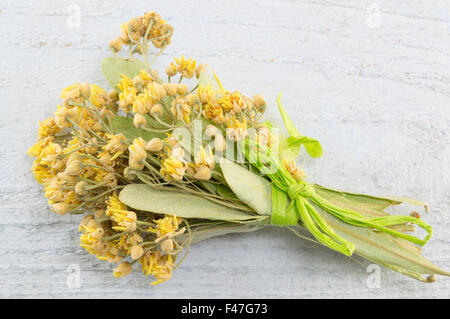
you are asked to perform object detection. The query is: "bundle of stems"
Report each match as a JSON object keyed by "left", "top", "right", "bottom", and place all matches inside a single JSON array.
[{"left": 28, "top": 11, "right": 449, "bottom": 285}]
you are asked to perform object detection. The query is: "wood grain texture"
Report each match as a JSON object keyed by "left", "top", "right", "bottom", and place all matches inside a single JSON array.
[{"left": 0, "top": 0, "right": 449, "bottom": 298}]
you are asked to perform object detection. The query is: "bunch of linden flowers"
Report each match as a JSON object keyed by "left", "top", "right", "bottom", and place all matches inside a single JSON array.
[{"left": 29, "top": 11, "right": 449, "bottom": 285}]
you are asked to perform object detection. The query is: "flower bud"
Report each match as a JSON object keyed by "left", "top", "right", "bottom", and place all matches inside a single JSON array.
[
  {"left": 57, "top": 172, "right": 76, "bottom": 184},
  {"left": 410, "top": 211, "right": 420, "bottom": 219},
  {"left": 185, "top": 94, "right": 198, "bottom": 106},
  {"left": 80, "top": 82, "right": 91, "bottom": 97},
  {"left": 161, "top": 238, "right": 174, "bottom": 253},
  {"left": 166, "top": 64, "right": 177, "bottom": 77},
  {"left": 124, "top": 167, "right": 137, "bottom": 180},
  {"left": 79, "top": 215, "right": 94, "bottom": 229},
  {"left": 64, "top": 160, "right": 83, "bottom": 176},
  {"left": 145, "top": 138, "right": 163, "bottom": 152},
  {"left": 163, "top": 83, "right": 178, "bottom": 96},
  {"left": 253, "top": 94, "right": 266, "bottom": 112},
  {"left": 205, "top": 124, "right": 218, "bottom": 137},
  {"left": 100, "top": 108, "right": 115, "bottom": 121},
  {"left": 129, "top": 157, "right": 144, "bottom": 171},
  {"left": 194, "top": 166, "right": 212, "bottom": 181},
  {"left": 51, "top": 160, "right": 64, "bottom": 170},
  {"left": 185, "top": 166, "right": 195, "bottom": 176},
  {"left": 177, "top": 84, "right": 188, "bottom": 95},
  {"left": 426, "top": 275, "right": 436, "bottom": 283},
  {"left": 94, "top": 210, "right": 104, "bottom": 219},
  {"left": 130, "top": 31, "right": 140, "bottom": 42},
  {"left": 153, "top": 82, "right": 166, "bottom": 99},
  {"left": 196, "top": 64, "right": 206, "bottom": 79},
  {"left": 104, "top": 173, "right": 117, "bottom": 187},
  {"left": 171, "top": 147, "right": 185, "bottom": 161},
  {"left": 150, "top": 103, "right": 164, "bottom": 117},
  {"left": 214, "top": 134, "right": 227, "bottom": 152},
  {"left": 130, "top": 245, "right": 144, "bottom": 260},
  {"left": 129, "top": 17, "right": 142, "bottom": 31},
  {"left": 133, "top": 113, "right": 147, "bottom": 128},
  {"left": 108, "top": 90, "right": 119, "bottom": 102},
  {"left": 150, "top": 69, "right": 159, "bottom": 80},
  {"left": 132, "top": 75, "right": 145, "bottom": 87},
  {"left": 52, "top": 202, "right": 69, "bottom": 215},
  {"left": 113, "top": 262, "right": 132, "bottom": 278},
  {"left": 75, "top": 181, "right": 89, "bottom": 196},
  {"left": 109, "top": 37, "right": 123, "bottom": 52}
]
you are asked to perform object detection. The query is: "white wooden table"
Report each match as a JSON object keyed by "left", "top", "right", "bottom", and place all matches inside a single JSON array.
[{"left": 1, "top": 0, "right": 449, "bottom": 298}]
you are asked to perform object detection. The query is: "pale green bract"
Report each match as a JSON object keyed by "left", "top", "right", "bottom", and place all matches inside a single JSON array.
[
  {"left": 111, "top": 116, "right": 165, "bottom": 140},
  {"left": 119, "top": 184, "right": 267, "bottom": 222},
  {"left": 101, "top": 57, "right": 146, "bottom": 89},
  {"left": 220, "top": 160, "right": 272, "bottom": 216}
]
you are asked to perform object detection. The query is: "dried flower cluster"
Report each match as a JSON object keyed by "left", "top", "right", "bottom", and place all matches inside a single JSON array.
[
  {"left": 28, "top": 11, "right": 278, "bottom": 285},
  {"left": 28, "top": 11, "right": 449, "bottom": 285}
]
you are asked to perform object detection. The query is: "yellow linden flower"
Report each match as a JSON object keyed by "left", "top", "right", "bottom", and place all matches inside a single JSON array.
[
  {"left": 139, "top": 251, "right": 174, "bottom": 285},
  {"left": 31, "top": 161, "right": 52, "bottom": 184},
  {"left": 197, "top": 84, "right": 216, "bottom": 104},
  {"left": 38, "top": 142, "right": 63, "bottom": 169},
  {"left": 257, "top": 126, "right": 275, "bottom": 149},
  {"left": 166, "top": 62, "right": 177, "bottom": 77},
  {"left": 132, "top": 91, "right": 153, "bottom": 114},
  {"left": 118, "top": 232, "right": 143, "bottom": 251},
  {"left": 160, "top": 155, "right": 186, "bottom": 181},
  {"left": 113, "top": 262, "right": 132, "bottom": 278},
  {"left": 118, "top": 74, "right": 133, "bottom": 92},
  {"left": 151, "top": 255, "right": 173, "bottom": 285},
  {"left": 226, "top": 117, "right": 248, "bottom": 142},
  {"left": 128, "top": 137, "right": 147, "bottom": 162},
  {"left": 61, "top": 83, "right": 82, "bottom": 101},
  {"left": 104, "top": 133, "right": 128, "bottom": 160},
  {"left": 283, "top": 159, "right": 307, "bottom": 182},
  {"left": 203, "top": 102, "right": 228, "bottom": 124},
  {"left": 105, "top": 194, "right": 137, "bottom": 232},
  {"left": 79, "top": 217, "right": 123, "bottom": 262},
  {"left": 173, "top": 55, "right": 196, "bottom": 78},
  {"left": 150, "top": 215, "right": 183, "bottom": 238},
  {"left": 90, "top": 84, "right": 108, "bottom": 108},
  {"left": 229, "top": 91, "right": 247, "bottom": 111},
  {"left": 217, "top": 94, "right": 233, "bottom": 113},
  {"left": 170, "top": 98, "right": 192, "bottom": 124},
  {"left": 194, "top": 146, "right": 215, "bottom": 169},
  {"left": 28, "top": 136, "right": 54, "bottom": 159},
  {"left": 138, "top": 70, "right": 154, "bottom": 83},
  {"left": 37, "top": 117, "right": 60, "bottom": 138},
  {"left": 119, "top": 86, "right": 138, "bottom": 113}
]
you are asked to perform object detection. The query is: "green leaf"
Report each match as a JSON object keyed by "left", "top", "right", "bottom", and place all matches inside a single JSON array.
[
  {"left": 183, "top": 221, "right": 268, "bottom": 245},
  {"left": 220, "top": 160, "right": 272, "bottom": 216},
  {"left": 119, "top": 184, "right": 265, "bottom": 222},
  {"left": 216, "top": 185, "right": 238, "bottom": 199},
  {"left": 111, "top": 116, "right": 165, "bottom": 140},
  {"left": 101, "top": 57, "right": 146, "bottom": 90}
]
